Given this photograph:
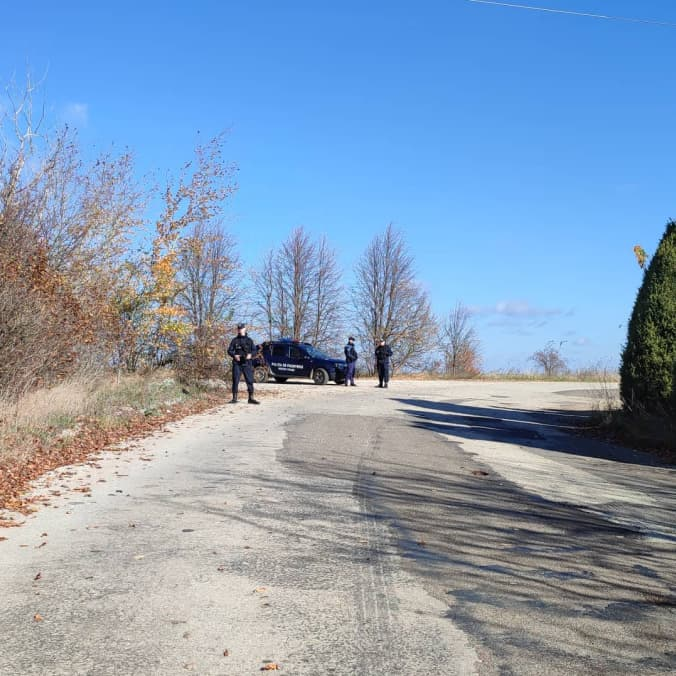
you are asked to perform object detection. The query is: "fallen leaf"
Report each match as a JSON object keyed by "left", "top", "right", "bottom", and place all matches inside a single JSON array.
[
  {"left": 0, "top": 537, "right": 7, "bottom": 542},
  {"left": 40, "top": 532, "right": 48, "bottom": 537},
  {"left": 34, "top": 572, "right": 42, "bottom": 581},
  {"left": 471, "top": 470, "right": 489, "bottom": 477},
  {"left": 261, "top": 664, "right": 281, "bottom": 671},
  {"left": 33, "top": 613, "right": 43, "bottom": 622},
  {"left": 223, "top": 649, "right": 230, "bottom": 657},
  {"left": 254, "top": 586, "right": 267, "bottom": 594},
  {"left": 37, "top": 542, "right": 47, "bottom": 548}
]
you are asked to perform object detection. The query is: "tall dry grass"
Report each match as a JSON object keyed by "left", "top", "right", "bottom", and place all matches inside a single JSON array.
[{"left": 0, "top": 371, "right": 194, "bottom": 462}]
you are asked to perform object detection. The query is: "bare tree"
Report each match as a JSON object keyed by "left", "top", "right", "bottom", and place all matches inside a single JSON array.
[
  {"left": 440, "top": 302, "right": 481, "bottom": 377},
  {"left": 307, "top": 236, "right": 343, "bottom": 347},
  {"left": 530, "top": 341, "right": 567, "bottom": 377},
  {"left": 279, "top": 227, "right": 316, "bottom": 341},
  {"left": 252, "top": 227, "right": 343, "bottom": 347},
  {"left": 352, "top": 224, "right": 436, "bottom": 373},
  {"left": 252, "top": 250, "right": 276, "bottom": 342},
  {"left": 175, "top": 221, "right": 240, "bottom": 375},
  {"left": 177, "top": 221, "right": 240, "bottom": 329}
]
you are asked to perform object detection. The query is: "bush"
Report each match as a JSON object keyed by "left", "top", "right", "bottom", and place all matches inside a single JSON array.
[{"left": 620, "top": 221, "right": 676, "bottom": 416}]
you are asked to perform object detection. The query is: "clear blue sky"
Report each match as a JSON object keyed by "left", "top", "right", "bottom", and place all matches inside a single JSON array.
[{"left": 2, "top": 1, "right": 674, "bottom": 370}]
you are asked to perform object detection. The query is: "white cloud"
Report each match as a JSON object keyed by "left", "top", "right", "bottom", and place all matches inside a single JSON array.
[
  {"left": 63, "top": 102, "right": 89, "bottom": 127},
  {"left": 470, "top": 300, "right": 564, "bottom": 318}
]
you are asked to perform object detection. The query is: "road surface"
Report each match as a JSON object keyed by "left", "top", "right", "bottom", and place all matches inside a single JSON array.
[{"left": 1, "top": 380, "right": 674, "bottom": 675}]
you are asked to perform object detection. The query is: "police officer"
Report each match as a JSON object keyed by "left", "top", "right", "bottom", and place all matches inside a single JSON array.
[
  {"left": 344, "top": 336, "right": 358, "bottom": 386},
  {"left": 227, "top": 323, "right": 260, "bottom": 404},
  {"left": 375, "top": 338, "right": 393, "bottom": 388}
]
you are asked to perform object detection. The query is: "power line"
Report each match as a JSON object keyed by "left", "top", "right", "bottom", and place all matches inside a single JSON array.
[{"left": 467, "top": 0, "right": 676, "bottom": 27}]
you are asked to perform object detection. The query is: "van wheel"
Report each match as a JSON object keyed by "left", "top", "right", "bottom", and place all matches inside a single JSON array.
[
  {"left": 253, "top": 367, "right": 268, "bottom": 383},
  {"left": 312, "top": 368, "right": 328, "bottom": 385},
  {"left": 274, "top": 377, "right": 288, "bottom": 383}
]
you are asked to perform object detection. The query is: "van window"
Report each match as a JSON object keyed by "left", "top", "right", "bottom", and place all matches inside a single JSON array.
[
  {"left": 272, "top": 344, "right": 288, "bottom": 358},
  {"left": 289, "top": 345, "right": 305, "bottom": 359}
]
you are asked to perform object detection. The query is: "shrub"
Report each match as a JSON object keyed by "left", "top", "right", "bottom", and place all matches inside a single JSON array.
[{"left": 620, "top": 221, "right": 676, "bottom": 416}]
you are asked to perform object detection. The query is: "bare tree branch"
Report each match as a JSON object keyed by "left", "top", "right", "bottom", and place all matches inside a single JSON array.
[{"left": 352, "top": 224, "right": 436, "bottom": 373}]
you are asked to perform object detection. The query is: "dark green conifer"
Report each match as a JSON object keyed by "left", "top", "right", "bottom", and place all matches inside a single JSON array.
[{"left": 620, "top": 221, "right": 676, "bottom": 415}]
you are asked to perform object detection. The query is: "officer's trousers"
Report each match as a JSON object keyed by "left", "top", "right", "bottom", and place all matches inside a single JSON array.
[
  {"left": 345, "top": 361, "right": 356, "bottom": 385},
  {"left": 377, "top": 362, "right": 390, "bottom": 386},
  {"left": 232, "top": 361, "right": 254, "bottom": 395}
]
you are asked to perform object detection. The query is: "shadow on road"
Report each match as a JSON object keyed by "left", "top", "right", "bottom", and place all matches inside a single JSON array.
[
  {"left": 393, "top": 397, "right": 668, "bottom": 467},
  {"left": 144, "top": 401, "right": 676, "bottom": 674}
]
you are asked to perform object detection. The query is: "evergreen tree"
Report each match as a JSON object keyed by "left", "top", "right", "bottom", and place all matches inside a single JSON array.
[{"left": 620, "top": 221, "right": 676, "bottom": 415}]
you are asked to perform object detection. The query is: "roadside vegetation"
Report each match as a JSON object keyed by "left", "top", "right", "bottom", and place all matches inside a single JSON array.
[
  {"left": 610, "top": 220, "right": 675, "bottom": 460},
  {"left": 0, "top": 371, "right": 231, "bottom": 512}
]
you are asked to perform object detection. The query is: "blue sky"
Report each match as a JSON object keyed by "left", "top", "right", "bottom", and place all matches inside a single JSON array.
[{"left": 2, "top": 1, "right": 674, "bottom": 370}]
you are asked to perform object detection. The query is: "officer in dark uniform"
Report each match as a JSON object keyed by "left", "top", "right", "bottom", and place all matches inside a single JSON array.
[
  {"left": 344, "top": 336, "right": 358, "bottom": 386},
  {"left": 227, "top": 323, "right": 260, "bottom": 404},
  {"left": 375, "top": 338, "right": 393, "bottom": 388}
]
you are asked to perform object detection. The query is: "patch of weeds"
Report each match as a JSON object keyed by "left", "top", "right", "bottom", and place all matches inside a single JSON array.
[{"left": 584, "top": 408, "right": 675, "bottom": 463}]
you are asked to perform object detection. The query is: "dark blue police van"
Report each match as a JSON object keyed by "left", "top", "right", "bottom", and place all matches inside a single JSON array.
[{"left": 253, "top": 339, "right": 346, "bottom": 385}]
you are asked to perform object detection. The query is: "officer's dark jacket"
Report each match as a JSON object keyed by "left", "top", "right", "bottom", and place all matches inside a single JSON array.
[
  {"left": 375, "top": 344, "right": 392, "bottom": 363},
  {"left": 228, "top": 334, "right": 255, "bottom": 361},
  {"left": 344, "top": 344, "right": 358, "bottom": 363}
]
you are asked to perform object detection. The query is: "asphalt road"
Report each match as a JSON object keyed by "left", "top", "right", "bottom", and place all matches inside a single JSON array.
[{"left": 0, "top": 380, "right": 674, "bottom": 675}]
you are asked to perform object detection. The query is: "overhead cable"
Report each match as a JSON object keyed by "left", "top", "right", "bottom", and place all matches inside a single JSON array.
[{"left": 467, "top": 0, "right": 676, "bottom": 28}]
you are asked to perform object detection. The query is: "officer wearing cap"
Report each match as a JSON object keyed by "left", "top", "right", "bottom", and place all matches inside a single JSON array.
[
  {"left": 344, "top": 336, "right": 358, "bottom": 386},
  {"left": 227, "top": 323, "right": 260, "bottom": 404},
  {"left": 375, "top": 338, "right": 393, "bottom": 388}
]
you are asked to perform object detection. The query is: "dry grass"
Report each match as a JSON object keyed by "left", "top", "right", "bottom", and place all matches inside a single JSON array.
[
  {"left": 574, "top": 369, "right": 675, "bottom": 462},
  {"left": 1, "top": 377, "right": 97, "bottom": 435},
  {"left": 0, "top": 370, "right": 233, "bottom": 512},
  {"left": 478, "top": 368, "right": 620, "bottom": 383},
  {"left": 0, "top": 371, "right": 200, "bottom": 463}
]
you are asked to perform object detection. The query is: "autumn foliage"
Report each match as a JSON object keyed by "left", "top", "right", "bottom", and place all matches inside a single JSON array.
[{"left": 0, "top": 81, "right": 240, "bottom": 400}]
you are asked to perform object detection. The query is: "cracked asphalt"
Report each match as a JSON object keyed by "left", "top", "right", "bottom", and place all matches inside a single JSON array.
[{"left": 1, "top": 380, "right": 674, "bottom": 675}]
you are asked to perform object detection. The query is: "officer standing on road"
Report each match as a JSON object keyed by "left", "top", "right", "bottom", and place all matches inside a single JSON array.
[
  {"left": 227, "top": 323, "right": 260, "bottom": 405},
  {"left": 375, "top": 338, "right": 393, "bottom": 388},
  {"left": 344, "top": 336, "right": 358, "bottom": 386}
]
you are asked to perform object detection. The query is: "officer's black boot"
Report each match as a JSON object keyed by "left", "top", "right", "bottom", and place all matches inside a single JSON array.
[
  {"left": 229, "top": 392, "right": 238, "bottom": 404},
  {"left": 248, "top": 394, "right": 260, "bottom": 405}
]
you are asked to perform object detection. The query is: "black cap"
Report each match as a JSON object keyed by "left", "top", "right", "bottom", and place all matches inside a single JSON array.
[
  {"left": 348, "top": 336, "right": 355, "bottom": 341},
  {"left": 237, "top": 323, "right": 246, "bottom": 330}
]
